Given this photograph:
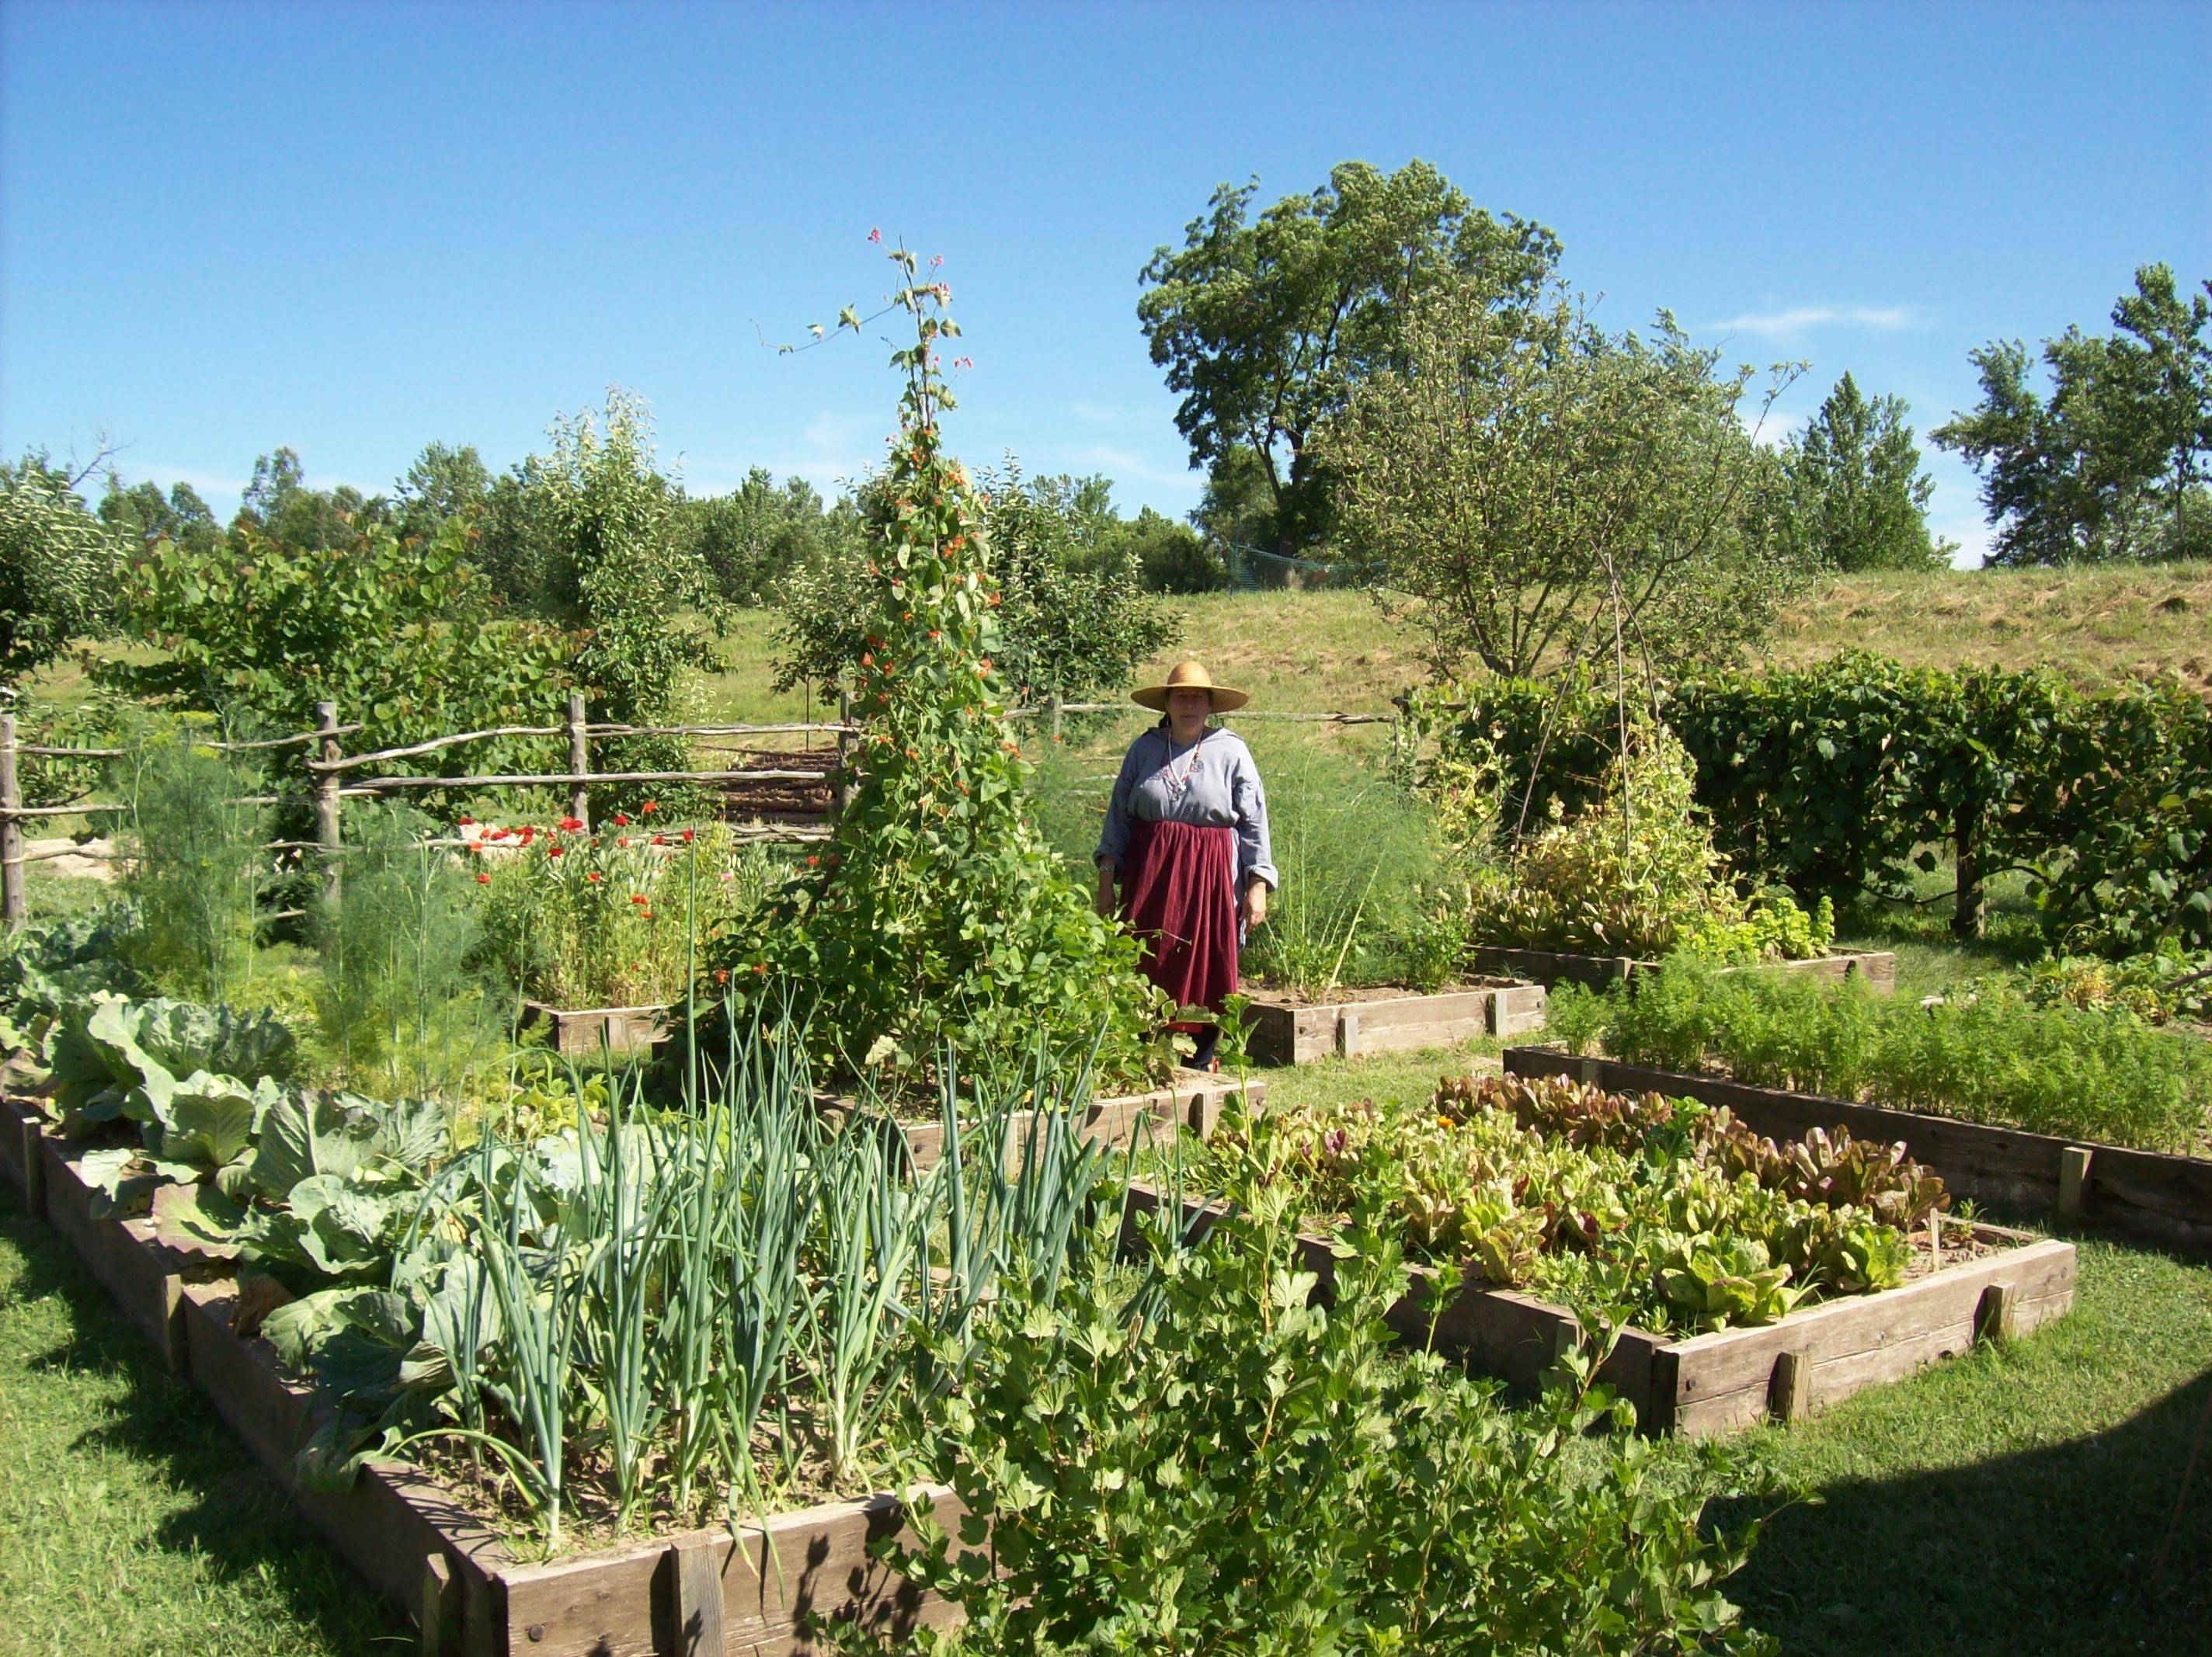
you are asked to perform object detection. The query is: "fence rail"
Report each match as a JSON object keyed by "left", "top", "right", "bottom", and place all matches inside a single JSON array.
[{"left": 1, "top": 692, "right": 1405, "bottom": 929}]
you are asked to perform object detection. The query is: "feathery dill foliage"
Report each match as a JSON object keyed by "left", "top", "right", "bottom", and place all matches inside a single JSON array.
[
  {"left": 114, "top": 724, "right": 271, "bottom": 1004},
  {"left": 312, "top": 801, "right": 499, "bottom": 1098},
  {"left": 1554, "top": 960, "right": 2212, "bottom": 1152},
  {"left": 717, "top": 248, "right": 1162, "bottom": 1087}
]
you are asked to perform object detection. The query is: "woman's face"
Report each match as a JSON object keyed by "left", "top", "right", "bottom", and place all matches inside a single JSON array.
[{"left": 1167, "top": 688, "right": 1213, "bottom": 735}]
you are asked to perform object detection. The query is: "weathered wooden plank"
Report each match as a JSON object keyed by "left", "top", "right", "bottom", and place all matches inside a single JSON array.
[
  {"left": 1243, "top": 983, "right": 1546, "bottom": 1066},
  {"left": 1505, "top": 1047, "right": 2212, "bottom": 1247},
  {"left": 519, "top": 1001, "right": 671, "bottom": 1057},
  {"left": 1468, "top": 947, "right": 1896, "bottom": 995},
  {"left": 179, "top": 1282, "right": 511, "bottom": 1655},
  {"left": 39, "top": 1138, "right": 188, "bottom": 1370},
  {"left": 0, "top": 1090, "right": 44, "bottom": 1213},
  {"left": 498, "top": 1488, "right": 964, "bottom": 1657},
  {"left": 1661, "top": 1238, "right": 2077, "bottom": 1436}
]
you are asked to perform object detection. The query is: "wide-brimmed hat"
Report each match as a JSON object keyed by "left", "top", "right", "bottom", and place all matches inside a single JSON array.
[{"left": 1132, "top": 659, "right": 1250, "bottom": 714}]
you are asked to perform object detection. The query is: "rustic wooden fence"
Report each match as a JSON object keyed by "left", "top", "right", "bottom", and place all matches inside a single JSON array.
[{"left": 1, "top": 694, "right": 1405, "bottom": 929}]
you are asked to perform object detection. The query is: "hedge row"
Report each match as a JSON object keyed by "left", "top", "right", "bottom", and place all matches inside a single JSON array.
[{"left": 1411, "top": 651, "right": 2212, "bottom": 954}]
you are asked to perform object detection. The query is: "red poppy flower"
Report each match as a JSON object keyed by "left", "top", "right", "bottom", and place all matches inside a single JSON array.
[
  {"left": 548, "top": 845, "right": 565, "bottom": 858},
  {"left": 651, "top": 833, "right": 667, "bottom": 846},
  {"left": 630, "top": 894, "right": 648, "bottom": 905},
  {"left": 641, "top": 801, "right": 657, "bottom": 815},
  {"left": 805, "top": 855, "right": 819, "bottom": 867},
  {"left": 518, "top": 825, "right": 535, "bottom": 845},
  {"left": 612, "top": 814, "right": 630, "bottom": 828},
  {"left": 586, "top": 870, "right": 601, "bottom": 883},
  {"left": 558, "top": 816, "right": 583, "bottom": 832},
  {"left": 617, "top": 836, "right": 630, "bottom": 848},
  {"left": 475, "top": 872, "right": 492, "bottom": 884},
  {"left": 458, "top": 815, "right": 476, "bottom": 827},
  {"left": 680, "top": 828, "right": 694, "bottom": 843}
]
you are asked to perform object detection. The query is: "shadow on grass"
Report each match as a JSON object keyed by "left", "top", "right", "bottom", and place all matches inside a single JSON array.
[
  {"left": 1723, "top": 1357, "right": 2212, "bottom": 1656},
  {"left": 1, "top": 1206, "right": 405, "bottom": 1655}
]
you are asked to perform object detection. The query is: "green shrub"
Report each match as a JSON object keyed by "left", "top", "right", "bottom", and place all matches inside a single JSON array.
[
  {"left": 1581, "top": 963, "right": 2212, "bottom": 1152},
  {"left": 113, "top": 727, "right": 271, "bottom": 1005},
  {"left": 312, "top": 801, "right": 500, "bottom": 1099},
  {"left": 107, "top": 518, "right": 574, "bottom": 827},
  {"left": 1453, "top": 726, "right": 1834, "bottom": 963},
  {"left": 857, "top": 1178, "right": 1776, "bottom": 1654}
]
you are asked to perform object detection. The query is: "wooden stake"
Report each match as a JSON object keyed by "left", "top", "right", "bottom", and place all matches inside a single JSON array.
[
  {"left": 670, "top": 1537, "right": 724, "bottom": 1656},
  {"left": 2058, "top": 1145, "right": 2093, "bottom": 1218},
  {"left": 833, "top": 690, "right": 854, "bottom": 821},
  {"left": 1769, "top": 1349, "right": 1812, "bottom": 1423},
  {"left": 0, "top": 712, "right": 23, "bottom": 933},
  {"left": 313, "top": 702, "right": 343, "bottom": 906},
  {"left": 565, "top": 692, "right": 591, "bottom": 832},
  {"left": 1976, "top": 1280, "right": 2015, "bottom": 1345},
  {"left": 417, "top": 1552, "right": 451, "bottom": 1656}
]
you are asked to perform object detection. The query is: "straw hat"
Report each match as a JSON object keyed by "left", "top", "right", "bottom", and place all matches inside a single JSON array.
[{"left": 1132, "top": 659, "right": 1250, "bottom": 714}]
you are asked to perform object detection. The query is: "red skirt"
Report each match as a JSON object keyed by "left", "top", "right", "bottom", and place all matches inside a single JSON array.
[{"left": 1121, "top": 818, "right": 1239, "bottom": 1014}]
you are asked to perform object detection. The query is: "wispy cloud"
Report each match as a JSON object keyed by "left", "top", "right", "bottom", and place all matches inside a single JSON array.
[
  {"left": 1067, "top": 401, "right": 1122, "bottom": 426},
  {"left": 1076, "top": 444, "right": 1195, "bottom": 489},
  {"left": 1710, "top": 305, "right": 1919, "bottom": 338}
]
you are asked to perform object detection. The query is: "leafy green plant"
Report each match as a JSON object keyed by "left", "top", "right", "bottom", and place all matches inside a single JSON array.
[
  {"left": 718, "top": 249, "right": 1163, "bottom": 1089},
  {"left": 1197, "top": 1071, "right": 1949, "bottom": 1336},
  {"left": 113, "top": 724, "right": 272, "bottom": 1004},
  {"left": 470, "top": 814, "right": 777, "bottom": 1008},
  {"left": 1580, "top": 962, "right": 2212, "bottom": 1153},
  {"left": 312, "top": 801, "right": 500, "bottom": 1099},
  {"left": 843, "top": 1170, "right": 1776, "bottom": 1655},
  {"left": 1451, "top": 724, "right": 1834, "bottom": 963}
]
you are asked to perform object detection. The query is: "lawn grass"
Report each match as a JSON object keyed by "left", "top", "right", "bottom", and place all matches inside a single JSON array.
[{"left": 0, "top": 1203, "right": 401, "bottom": 1657}]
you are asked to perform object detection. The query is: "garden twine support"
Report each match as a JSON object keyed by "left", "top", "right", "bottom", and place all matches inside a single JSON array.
[{"left": 1, "top": 713, "right": 24, "bottom": 933}]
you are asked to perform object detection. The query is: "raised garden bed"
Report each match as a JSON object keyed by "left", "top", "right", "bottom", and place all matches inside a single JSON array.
[
  {"left": 1505, "top": 1046, "right": 2212, "bottom": 1251},
  {"left": 1465, "top": 946, "right": 1897, "bottom": 995},
  {"left": 819, "top": 1074, "right": 1264, "bottom": 1172},
  {"left": 1239, "top": 981, "right": 1546, "bottom": 1066},
  {"left": 1126, "top": 1183, "right": 2075, "bottom": 1436},
  {"left": 0, "top": 1086, "right": 972, "bottom": 1655},
  {"left": 518, "top": 999, "right": 670, "bottom": 1056}
]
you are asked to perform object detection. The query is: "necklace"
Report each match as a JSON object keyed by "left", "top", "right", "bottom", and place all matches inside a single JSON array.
[{"left": 1162, "top": 729, "right": 1205, "bottom": 804}]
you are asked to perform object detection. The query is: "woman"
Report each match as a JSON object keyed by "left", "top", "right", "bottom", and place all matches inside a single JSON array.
[{"left": 1094, "top": 660, "right": 1275, "bottom": 1071}]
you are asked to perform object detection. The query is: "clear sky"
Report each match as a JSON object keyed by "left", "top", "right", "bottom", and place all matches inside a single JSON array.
[{"left": 4, "top": 0, "right": 2207, "bottom": 566}]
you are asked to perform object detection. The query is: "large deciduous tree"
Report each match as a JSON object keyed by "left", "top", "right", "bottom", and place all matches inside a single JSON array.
[
  {"left": 1773, "top": 373, "right": 1950, "bottom": 571},
  {"left": 0, "top": 452, "right": 119, "bottom": 688},
  {"left": 1315, "top": 278, "right": 1800, "bottom": 681},
  {"left": 1138, "top": 159, "right": 1559, "bottom": 558},
  {"left": 1934, "top": 263, "right": 2210, "bottom": 565}
]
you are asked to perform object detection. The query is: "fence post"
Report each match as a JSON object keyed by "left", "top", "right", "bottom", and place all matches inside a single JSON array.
[
  {"left": 314, "top": 702, "right": 344, "bottom": 905},
  {"left": 1049, "top": 693, "right": 1064, "bottom": 743},
  {"left": 1, "top": 713, "right": 24, "bottom": 933},
  {"left": 833, "top": 691, "right": 854, "bottom": 822},
  {"left": 565, "top": 691, "right": 593, "bottom": 832}
]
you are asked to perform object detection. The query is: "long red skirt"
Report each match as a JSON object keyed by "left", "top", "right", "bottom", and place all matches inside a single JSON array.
[{"left": 1121, "top": 818, "right": 1239, "bottom": 1014}]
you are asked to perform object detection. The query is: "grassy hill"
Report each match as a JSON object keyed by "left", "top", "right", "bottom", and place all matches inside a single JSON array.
[{"left": 696, "top": 563, "right": 2212, "bottom": 724}]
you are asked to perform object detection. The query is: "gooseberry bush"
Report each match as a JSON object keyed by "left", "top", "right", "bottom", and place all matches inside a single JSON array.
[{"left": 715, "top": 245, "right": 1164, "bottom": 1087}]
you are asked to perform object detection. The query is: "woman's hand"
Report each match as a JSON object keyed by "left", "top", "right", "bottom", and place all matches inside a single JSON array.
[
  {"left": 1242, "top": 881, "right": 1269, "bottom": 931},
  {"left": 1095, "top": 863, "right": 1118, "bottom": 919}
]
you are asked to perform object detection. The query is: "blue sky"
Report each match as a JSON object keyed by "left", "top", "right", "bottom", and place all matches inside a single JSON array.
[{"left": 4, "top": 0, "right": 2207, "bottom": 567}]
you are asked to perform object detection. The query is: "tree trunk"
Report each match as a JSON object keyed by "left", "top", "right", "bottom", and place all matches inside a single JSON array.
[{"left": 1952, "top": 803, "right": 1984, "bottom": 941}]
